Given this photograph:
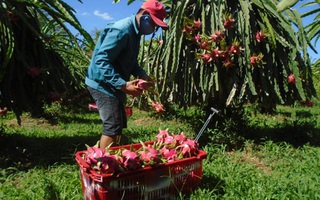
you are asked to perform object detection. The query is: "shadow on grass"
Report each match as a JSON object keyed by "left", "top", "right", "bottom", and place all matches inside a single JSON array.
[
  {"left": 199, "top": 174, "right": 225, "bottom": 197},
  {"left": 197, "top": 124, "right": 320, "bottom": 151},
  {"left": 0, "top": 131, "right": 99, "bottom": 172},
  {"left": 193, "top": 107, "right": 320, "bottom": 149},
  {"left": 277, "top": 110, "right": 314, "bottom": 119},
  {"left": 242, "top": 124, "right": 320, "bottom": 148},
  {"left": 176, "top": 174, "right": 226, "bottom": 199},
  {"left": 46, "top": 111, "right": 102, "bottom": 125},
  {"left": 0, "top": 128, "right": 157, "bottom": 174}
]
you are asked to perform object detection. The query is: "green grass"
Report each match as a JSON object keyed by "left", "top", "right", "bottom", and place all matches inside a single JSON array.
[
  {"left": 194, "top": 141, "right": 320, "bottom": 199},
  {"left": 0, "top": 104, "right": 319, "bottom": 199}
]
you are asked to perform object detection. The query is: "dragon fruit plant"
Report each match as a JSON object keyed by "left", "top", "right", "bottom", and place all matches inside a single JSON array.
[{"left": 83, "top": 129, "right": 199, "bottom": 174}]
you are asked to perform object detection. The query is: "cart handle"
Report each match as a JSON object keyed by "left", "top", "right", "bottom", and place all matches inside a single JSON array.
[{"left": 194, "top": 107, "right": 220, "bottom": 142}]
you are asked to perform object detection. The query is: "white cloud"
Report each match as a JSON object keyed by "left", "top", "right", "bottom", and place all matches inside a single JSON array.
[
  {"left": 93, "top": 10, "right": 113, "bottom": 20},
  {"left": 80, "top": 12, "right": 90, "bottom": 16}
]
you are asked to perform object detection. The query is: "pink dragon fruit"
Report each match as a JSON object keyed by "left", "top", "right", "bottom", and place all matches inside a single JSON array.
[
  {"left": 223, "top": 58, "right": 233, "bottom": 68},
  {"left": 156, "top": 129, "right": 169, "bottom": 143},
  {"left": 8, "top": 10, "right": 19, "bottom": 22},
  {"left": 194, "top": 34, "right": 201, "bottom": 43},
  {"left": 229, "top": 41, "right": 241, "bottom": 55},
  {"left": 85, "top": 146, "right": 107, "bottom": 165},
  {"left": 139, "top": 145, "right": 160, "bottom": 166},
  {"left": 121, "top": 149, "right": 141, "bottom": 170},
  {"left": 182, "top": 25, "right": 193, "bottom": 35},
  {"left": 250, "top": 53, "right": 264, "bottom": 67},
  {"left": 83, "top": 129, "right": 202, "bottom": 173},
  {"left": 174, "top": 132, "right": 187, "bottom": 145},
  {"left": 223, "top": 14, "right": 235, "bottom": 30},
  {"left": 125, "top": 106, "right": 133, "bottom": 117},
  {"left": 307, "top": 101, "right": 314, "bottom": 107},
  {"left": 218, "top": 50, "right": 229, "bottom": 60},
  {"left": 164, "top": 135, "right": 176, "bottom": 148},
  {"left": 211, "top": 30, "right": 225, "bottom": 42},
  {"left": 192, "top": 20, "right": 202, "bottom": 32},
  {"left": 210, "top": 48, "right": 221, "bottom": 61},
  {"left": 0, "top": 107, "right": 7, "bottom": 117},
  {"left": 255, "top": 31, "right": 268, "bottom": 42},
  {"left": 178, "top": 139, "right": 199, "bottom": 157},
  {"left": 135, "top": 79, "right": 153, "bottom": 90},
  {"left": 201, "top": 54, "right": 212, "bottom": 63},
  {"left": 200, "top": 39, "right": 211, "bottom": 50},
  {"left": 27, "top": 67, "right": 41, "bottom": 78},
  {"left": 160, "top": 147, "right": 178, "bottom": 163},
  {"left": 151, "top": 101, "right": 165, "bottom": 113},
  {"left": 99, "top": 155, "right": 121, "bottom": 173},
  {"left": 287, "top": 74, "right": 296, "bottom": 84}
]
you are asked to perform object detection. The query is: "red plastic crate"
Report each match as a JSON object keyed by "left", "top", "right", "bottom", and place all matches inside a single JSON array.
[{"left": 75, "top": 141, "right": 207, "bottom": 200}]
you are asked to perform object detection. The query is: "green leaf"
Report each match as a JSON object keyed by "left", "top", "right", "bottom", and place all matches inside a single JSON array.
[{"left": 276, "top": 0, "right": 299, "bottom": 12}]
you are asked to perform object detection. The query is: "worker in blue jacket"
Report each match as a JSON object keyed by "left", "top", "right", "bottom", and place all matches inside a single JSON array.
[{"left": 85, "top": 0, "right": 168, "bottom": 148}]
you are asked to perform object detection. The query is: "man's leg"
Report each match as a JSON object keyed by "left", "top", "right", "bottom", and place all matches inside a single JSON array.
[
  {"left": 87, "top": 86, "right": 126, "bottom": 149},
  {"left": 99, "top": 135, "right": 121, "bottom": 148}
]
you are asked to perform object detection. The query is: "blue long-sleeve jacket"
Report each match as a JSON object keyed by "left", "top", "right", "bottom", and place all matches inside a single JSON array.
[{"left": 85, "top": 15, "right": 147, "bottom": 102}]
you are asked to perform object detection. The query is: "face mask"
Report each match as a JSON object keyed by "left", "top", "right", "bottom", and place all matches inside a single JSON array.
[{"left": 139, "top": 14, "right": 154, "bottom": 35}]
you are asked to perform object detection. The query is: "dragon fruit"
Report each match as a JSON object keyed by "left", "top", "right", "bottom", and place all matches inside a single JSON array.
[
  {"left": 178, "top": 139, "right": 199, "bottom": 157},
  {"left": 121, "top": 149, "right": 141, "bottom": 170},
  {"left": 211, "top": 30, "right": 225, "bottom": 42},
  {"left": 99, "top": 155, "right": 121, "bottom": 173},
  {"left": 85, "top": 146, "right": 107, "bottom": 165},
  {"left": 194, "top": 34, "right": 201, "bottom": 43},
  {"left": 139, "top": 145, "right": 160, "bottom": 166},
  {"left": 8, "top": 10, "right": 19, "bottom": 22},
  {"left": 151, "top": 101, "right": 165, "bottom": 113},
  {"left": 160, "top": 147, "right": 178, "bottom": 163},
  {"left": 250, "top": 53, "right": 264, "bottom": 67},
  {"left": 156, "top": 129, "right": 170, "bottom": 143},
  {"left": 223, "top": 14, "right": 235, "bottom": 30},
  {"left": 223, "top": 58, "right": 233, "bottom": 68},
  {"left": 200, "top": 39, "right": 211, "bottom": 50},
  {"left": 27, "top": 67, "right": 41, "bottom": 78},
  {"left": 192, "top": 20, "right": 202, "bottom": 32},
  {"left": 83, "top": 129, "right": 201, "bottom": 174},
  {"left": 201, "top": 53, "right": 212, "bottom": 63},
  {"left": 255, "top": 31, "right": 268, "bottom": 42},
  {"left": 287, "top": 74, "right": 296, "bottom": 84},
  {"left": 135, "top": 79, "right": 153, "bottom": 90},
  {"left": 164, "top": 135, "right": 176, "bottom": 148},
  {"left": 174, "top": 132, "right": 187, "bottom": 145},
  {"left": 218, "top": 50, "right": 229, "bottom": 60},
  {"left": 125, "top": 106, "right": 133, "bottom": 117},
  {"left": 301, "top": 100, "right": 314, "bottom": 107},
  {"left": 0, "top": 107, "right": 7, "bottom": 117},
  {"left": 182, "top": 25, "right": 193, "bottom": 35},
  {"left": 210, "top": 48, "right": 221, "bottom": 61},
  {"left": 229, "top": 41, "right": 241, "bottom": 55}
]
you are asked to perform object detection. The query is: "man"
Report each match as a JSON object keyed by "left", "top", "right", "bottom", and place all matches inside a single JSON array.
[{"left": 85, "top": 0, "right": 168, "bottom": 148}]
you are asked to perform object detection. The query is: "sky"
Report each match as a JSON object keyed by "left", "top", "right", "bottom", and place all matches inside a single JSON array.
[
  {"left": 63, "top": 0, "right": 319, "bottom": 61},
  {"left": 64, "top": 0, "right": 143, "bottom": 35}
]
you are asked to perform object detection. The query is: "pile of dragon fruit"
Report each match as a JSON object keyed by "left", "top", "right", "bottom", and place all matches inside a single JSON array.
[{"left": 83, "top": 129, "right": 199, "bottom": 174}]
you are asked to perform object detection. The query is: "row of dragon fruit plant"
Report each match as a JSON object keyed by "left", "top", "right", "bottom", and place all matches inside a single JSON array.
[{"left": 141, "top": 0, "right": 315, "bottom": 113}]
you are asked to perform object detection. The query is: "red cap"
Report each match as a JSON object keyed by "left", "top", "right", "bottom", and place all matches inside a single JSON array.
[{"left": 141, "top": 0, "right": 168, "bottom": 30}]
